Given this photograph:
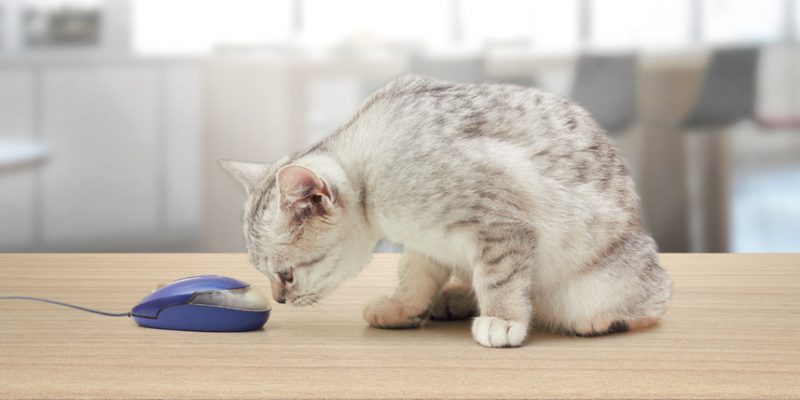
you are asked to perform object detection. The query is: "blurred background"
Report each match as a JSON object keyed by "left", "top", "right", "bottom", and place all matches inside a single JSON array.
[{"left": 0, "top": 0, "right": 798, "bottom": 253}]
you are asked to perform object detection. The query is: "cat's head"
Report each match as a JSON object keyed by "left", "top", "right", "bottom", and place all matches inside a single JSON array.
[{"left": 220, "top": 156, "right": 374, "bottom": 306}]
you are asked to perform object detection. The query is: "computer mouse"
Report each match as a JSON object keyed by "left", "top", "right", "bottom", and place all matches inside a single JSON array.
[{"left": 131, "top": 275, "right": 271, "bottom": 332}]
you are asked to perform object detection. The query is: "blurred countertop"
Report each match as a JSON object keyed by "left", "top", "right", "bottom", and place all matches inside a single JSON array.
[
  {"left": 0, "top": 138, "right": 48, "bottom": 171},
  {"left": 0, "top": 52, "right": 202, "bottom": 67},
  {"left": 0, "top": 46, "right": 714, "bottom": 70}
]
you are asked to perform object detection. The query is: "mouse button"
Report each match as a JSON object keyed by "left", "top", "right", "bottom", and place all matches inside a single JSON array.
[
  {"left": 189, "top": 286, "right": 271, "bottom": 312},
  {"left": 163, "top": 276, "right": 250, "bottom": 293},
  {"left": 131, "top": 292, "right": 194, "bottom": 318},
  {"left": 132, "top": 305, "right": 271, "bottom": 332}
]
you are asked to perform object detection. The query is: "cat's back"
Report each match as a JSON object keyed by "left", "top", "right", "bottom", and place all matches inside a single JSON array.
[
  {"left": 372, "top": 76, "right": 645, "bottom": 274},
  {"left": 369, "top": 74, "right": 604, "bottom": 152},
  {"left": 329, "top": 75, "right": 643, "bottom": 268},
  {"left": 360, "top": 75, "right": 632, "bottom": 195}
]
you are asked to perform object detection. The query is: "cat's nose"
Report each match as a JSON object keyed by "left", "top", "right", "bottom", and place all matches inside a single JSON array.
[
  {"left": 270, "top": 279, "right": 287, "bottom": 304},
  {"left": 274, "top": 288, "right": 286, "bottom": 304}
]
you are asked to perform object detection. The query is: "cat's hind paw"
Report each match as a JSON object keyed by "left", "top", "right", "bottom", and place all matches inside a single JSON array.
[
  {"left": 471, "top": 316, "right": 528, "bottom": 348},
  {"left": 363, "top": 296, "right": 426, "bottom": 329},
  {"left": 429, "top": 283, "right": 478, "bottom": 321}
]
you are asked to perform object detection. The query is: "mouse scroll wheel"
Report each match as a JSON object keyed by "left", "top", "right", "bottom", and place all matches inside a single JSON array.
[{"left": 189, "top": 287, "right": 271, "bottom": 312}]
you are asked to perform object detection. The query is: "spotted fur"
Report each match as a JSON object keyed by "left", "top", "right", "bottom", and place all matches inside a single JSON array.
[{"left": 220, "top": 75, "right": 672, "bottom": 347}]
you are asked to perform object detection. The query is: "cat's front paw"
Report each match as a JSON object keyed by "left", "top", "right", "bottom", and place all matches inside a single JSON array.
[
  {"left": 363, "top": 296, "right": 426, "bottom": 329},
  {"left": 471, "top": 316, "right": 528, "bottom": 348}
]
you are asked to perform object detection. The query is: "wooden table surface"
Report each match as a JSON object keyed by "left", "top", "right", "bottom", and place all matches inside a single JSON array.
[{"left": 0, "top": 254, "right": 798, "bottom": 399}]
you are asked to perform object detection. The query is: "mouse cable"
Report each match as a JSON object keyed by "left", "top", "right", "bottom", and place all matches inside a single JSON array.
[{"left": 0, "top": 296, "right": 130, "bottom": 317}]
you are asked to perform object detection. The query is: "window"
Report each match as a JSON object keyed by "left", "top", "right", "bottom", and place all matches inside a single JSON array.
[
  {"left": 531, "top": 0, "right": 579, "bottom": 51},
  {"left": 132, "top": 0, "right": 291, "bottom": 55},
  {"left": 795, "top": 0, "right": 800, "bottom": 41},
  {"left": 301, "top": 0, "right": 449, "bottom": 49},
  {"left": 130, "top": 0, "right": 797, "bottom": 54},
  {"left": 702, "top": 0, "right": 784, "bottom": 44},
  {"left": 460, "top": 0, "right": 536, "bottom": 47},
  {"left": 590, "top": 0, "right": 691, "bottom": 49}
]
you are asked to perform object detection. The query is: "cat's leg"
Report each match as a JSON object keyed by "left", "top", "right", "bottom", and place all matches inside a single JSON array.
[
  {"left": 546, "top": 232, "right": 671, "bottom": 336},
  {"left": 470, "top": 225, "right": 536, "bottom": 348},
  {"left": 363, "top": 250, "right": 450, "bottom": 329},
  {"left": 429, "top": 282, "right": 478, "bottom": 321}
]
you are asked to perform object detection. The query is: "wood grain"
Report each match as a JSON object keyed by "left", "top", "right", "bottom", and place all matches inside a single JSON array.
[{"left": 1, "top": 253, "right": 798, "bottom": 399}]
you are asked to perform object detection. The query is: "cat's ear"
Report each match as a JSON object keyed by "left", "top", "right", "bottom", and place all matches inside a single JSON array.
[
  {"left": 218, "top": 159, "right": 267, "bottom": 193},
  {"left": 276, "top": 164, "right": 334, "bottom": 215}
]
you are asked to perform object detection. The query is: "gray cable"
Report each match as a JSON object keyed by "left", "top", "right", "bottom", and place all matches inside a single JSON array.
[{"left": 0, "top": 296, "right": 130, "bottom": 317}]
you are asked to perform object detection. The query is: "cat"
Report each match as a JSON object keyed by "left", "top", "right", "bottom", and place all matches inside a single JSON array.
[{"left": 220, "top": 74, "right": 671, "bottom": 348}]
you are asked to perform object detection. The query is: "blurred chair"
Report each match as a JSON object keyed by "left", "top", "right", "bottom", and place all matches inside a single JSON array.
[
  {"left": 570, "top": 53, "right": 650, "bottom": 233},
  {"left": 685, "top": 47, "right": 759, "bottom": 127},
  {"left": 570, "top": 53, "right": 638, "bottom": 133},
  {"left": 683, "top": 47, "right": 760, "bottom": 252}
]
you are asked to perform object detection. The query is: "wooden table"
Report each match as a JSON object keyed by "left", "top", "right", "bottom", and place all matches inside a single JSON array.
[{"left": 1, "top": 254, "right": 798, "bottom": 399}]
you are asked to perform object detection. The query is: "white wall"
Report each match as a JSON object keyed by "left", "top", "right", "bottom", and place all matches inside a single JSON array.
[{"left": 0, "top": 59, "right": 202, "bottom": 251}]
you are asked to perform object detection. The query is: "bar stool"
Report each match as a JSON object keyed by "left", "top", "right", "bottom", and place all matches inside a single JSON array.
[
  {"left": 570, "top": 52, "right": 650, "bottom": 215},
  {"left": 683, "top": 47, "right": 760, "bottom": 252},
  {"left": 569, "top": 52, "right": 640, "bottom": 181},
  {"left": 570, "top": 53, "right": 638, "bottom": 134}
]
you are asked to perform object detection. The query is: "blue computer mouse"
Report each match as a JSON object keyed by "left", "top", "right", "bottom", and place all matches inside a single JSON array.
[{"left": 131, "top": 275, "right": 271, "bottom": 332}]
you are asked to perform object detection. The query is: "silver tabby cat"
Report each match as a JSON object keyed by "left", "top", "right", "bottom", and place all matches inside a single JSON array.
[{"left": 220, "top": 74, "right": 671, "bottom": 348}]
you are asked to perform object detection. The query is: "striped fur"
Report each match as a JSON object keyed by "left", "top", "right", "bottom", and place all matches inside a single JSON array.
[{"left": 220, "top": 75, "right": 672, "bottom": 347}]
